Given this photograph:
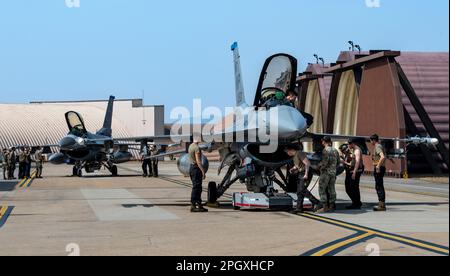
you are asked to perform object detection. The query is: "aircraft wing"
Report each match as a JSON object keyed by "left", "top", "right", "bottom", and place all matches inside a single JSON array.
[
  {"left": 304, "top": 132, "right": 438, "bottom": 146},
  {"left": 302, "top": 132, "right": 439, "bottom": 156},
  {"left": 114, "top": 127, "right": 263, "bottom": 146},
  {"left": 114, "top": 135, "right": 192, "bottom": 145},
  {"left": 141, "top": 144, "right": 213, "bottom": 160}
]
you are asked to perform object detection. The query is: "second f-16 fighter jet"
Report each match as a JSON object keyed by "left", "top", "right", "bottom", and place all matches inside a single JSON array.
[
  {"left": 47, "top": 96, "right": 134, "bottom": 177},
  {"left": 47, "top": 96, "right": 175, "bottom": 177}
]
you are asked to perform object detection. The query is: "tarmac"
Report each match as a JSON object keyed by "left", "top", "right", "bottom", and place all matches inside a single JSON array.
[{"left": 0, "top": 162, "right": 448, "bottom": 256}]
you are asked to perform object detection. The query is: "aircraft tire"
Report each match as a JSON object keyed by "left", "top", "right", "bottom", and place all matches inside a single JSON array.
[
  {"left": 72, "top": 166, "right": 77, "bottom": 176},
  {"left": 111, "top": 165, "right": 118, "bottom": 177},
  {"left": 153, "top": 163, "right": 158, "bottom": 177},
  {"left": 77, "top": 168, "right": 83, "bottom": 177},
  {"left": 207, "top": 182, "right": 218, "bottom": 203}
]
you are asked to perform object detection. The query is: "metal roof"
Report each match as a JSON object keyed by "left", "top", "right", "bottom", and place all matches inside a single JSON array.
[
  {"left": 396, "top": 52, "right": 449, "bottom": 148},
  {"left": 0, "top": 104, "right": 133, "bottom": 150}
]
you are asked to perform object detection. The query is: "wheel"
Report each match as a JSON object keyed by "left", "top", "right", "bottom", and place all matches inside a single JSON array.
[
  {"left": 111, "top": 165, "right": 118, "bottom": 177},
  {"left": 207, "top": 182, "right": 218, "bottom": 203},
  {"left": 77, "top": 168, "right": 83, "bottom": 177},
  {"left": 72, "top": 166, "right": 78, "bottom": 176},
  {"left": 153, "top": 163, "right": 158, "bottom": 177}
]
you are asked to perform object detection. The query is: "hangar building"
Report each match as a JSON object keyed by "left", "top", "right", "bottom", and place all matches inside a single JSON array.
[{"left": 297, "top": 51, "right": 449, "bottom": 177}]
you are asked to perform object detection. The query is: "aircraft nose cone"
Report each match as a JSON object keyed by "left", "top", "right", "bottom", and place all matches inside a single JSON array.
[
  {"left": 275, "top": 106, "right": 307, "bottom": 139},
  {"left": 60, "top": 137, "right": 77, "bottom": 150},
  {"left": 49, "top": 152, "right": 66, "bottom": 165}
]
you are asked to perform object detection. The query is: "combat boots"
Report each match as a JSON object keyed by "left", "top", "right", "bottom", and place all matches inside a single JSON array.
[
  {"left": 197, "top": 203, "right": 209, "bottom": 212},
  {"left": 328, "top": 203, "right": 336, "bottom": 212},
  {"left": 190, "top": 203, "right": 209, "bottom": 213},
  {"left": 290, "top": 205, "right": 304, "bottom": 214},
  {"left": 373, "top": 202, "right": 387, "bottom": 212},
  {"left": 315, "top": 204, "right": 329, "bottom": 214}
]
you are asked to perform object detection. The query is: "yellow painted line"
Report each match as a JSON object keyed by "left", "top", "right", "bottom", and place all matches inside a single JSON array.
[
  {"left": 301, "top": 213, "right": 376, "bottom": 234},
  {"left": 18, "top": 171, "right": 37, "bottom": 188},
  {"left": 312, "top": 233, "right": 374, "bottom": 256},
  {"left": 0, "top": 206, "right": 7, "bottom": 217},
  {"left": 301, "top": 213, "right": 449, "bottom": 255},
  {"left": 376, "top": 232, "right": 450, "bottom": 255},
  {"left": 21, "top": 178, "right": 32, "bottom": 188},
  {"left": 16, "top": 178, "right": 27, "bottom": 188}
]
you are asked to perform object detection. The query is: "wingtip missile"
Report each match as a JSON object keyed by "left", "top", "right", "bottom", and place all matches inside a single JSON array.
[{"left": 408, "top": 136, "right": 439, "bottom": 146}]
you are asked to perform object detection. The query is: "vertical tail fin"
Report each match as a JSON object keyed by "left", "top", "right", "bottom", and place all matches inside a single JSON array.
[
  {"left": 97, "top": 95, "right": 115, "bottom": 137},
  {"left": 231, "top": 42, "right": 247, "bottom": 107}
]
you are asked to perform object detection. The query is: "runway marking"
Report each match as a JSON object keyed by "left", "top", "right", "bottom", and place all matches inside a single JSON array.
[
  {"left": 0, "top": 206, "right": 14, "bottom": 229},
  {"left": 117, "top": 166, "right": 449, "bottom": 255},
  {"left": 16, "top": 171, "right": 36, "bottom": 189},
  {"left": 303, "top": 232, "right": 376, "bottom": 256},
  {"left": 300, "top": 213, "right": 449, "bottom": 256}
]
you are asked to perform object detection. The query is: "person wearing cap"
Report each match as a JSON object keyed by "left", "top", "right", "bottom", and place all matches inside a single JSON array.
[
  {"left": 316, "top": 136, "right": 340, "bottom": 213},
  {"left": 285, "top": 143, "right": 321, "bottom": 214},
  {"left": 370, "top": 134, "right": 387, "bottom": 212},
  {"left": 345, "top": 139, "right": 364, "bottom": 209}
]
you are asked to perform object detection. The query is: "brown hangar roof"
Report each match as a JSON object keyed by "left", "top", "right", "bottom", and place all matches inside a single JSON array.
[{"left": 396, "top": 52, "right": 449, "bottom": 148}]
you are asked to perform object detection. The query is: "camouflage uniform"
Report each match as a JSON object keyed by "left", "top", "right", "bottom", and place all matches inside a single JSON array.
[
  {"left": 1, "top": 149, "right": 9, "bottom": 180},
  {"left": 25, "top": 149, "right": 32, "bottom": 178},
  {"left": 35, "top": 149, "right": 45, "bottom": 178},
  {"left": 18, "top": 149, "right": 27, "bottom": 179},
  {"left": 318, "top": 146, "right": 340, "bottom": 205},
  {"left": 150, "top": 146, "right": 159, "bottom": 178}
]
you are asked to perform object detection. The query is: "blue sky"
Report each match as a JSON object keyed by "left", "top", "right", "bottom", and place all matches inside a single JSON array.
[{"left": 0, "top": 0, "right": 448, "bottom": 122}]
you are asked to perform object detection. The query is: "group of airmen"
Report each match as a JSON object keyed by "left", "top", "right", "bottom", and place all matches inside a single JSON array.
[
  {"left": 286, "top": 134, "right": 387, "bottom": 214},
  {"left": 140, "top": 143, "right": 160, "bottom": 178},
  {"left": 184, "top": 133, "right": 387, "bottom": 214},
  {"left": 2, "top": 135, "right": 387, "bottom": 215},
  {"left": 1, "top": 146, "right": 45, "bottom": 180}
]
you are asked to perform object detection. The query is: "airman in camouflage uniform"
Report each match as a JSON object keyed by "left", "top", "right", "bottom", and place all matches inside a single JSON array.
[
  {"left": 1, "top": 148, "right": 9, "bottom": 180},
  {"left": 35, "top": 147, "right": 45, "bottom": 179},
  {"left": 316, "top": 136, "right": 340, "bottom": 213},
  {"left": 18, "top": 147, "right": 27, "bottom": 179},
  {"left": 150, "top": 145, "right": 159, "bottom": 178},
  {"left": 24, "top": 147, "right": 32, "bottom": 179}
]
